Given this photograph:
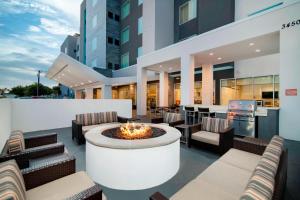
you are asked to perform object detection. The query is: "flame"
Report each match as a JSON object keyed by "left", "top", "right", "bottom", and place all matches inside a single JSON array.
[{"left": 118, "top": 122, "right": 153, "bottom": 140}]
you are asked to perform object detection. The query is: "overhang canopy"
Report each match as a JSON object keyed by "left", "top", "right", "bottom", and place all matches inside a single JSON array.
[{"left": 47, "top": 53, "right": 137, "bottom": 89}]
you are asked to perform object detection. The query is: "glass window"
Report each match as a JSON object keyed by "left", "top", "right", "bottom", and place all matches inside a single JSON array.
[
  {"left": 115, "top": 14, "right": 120, "bottom": 21},
  {"left": 121, "top": 53, "right": 129, "bottom": 68},
  {"left": 91, "top": 59, "right": 97, "bottom": 67},
  {"left": 92, "top": 37, "right": 97, "bottom": 51},
  {"left": 138, "top": 17, "right": 143, "bottom": 35},
  {"left": 220, "top": 79, "right": 236, "bottom": 105},
  {"left": 138, "top": 0, "right": 143, "bottom": 6},
  {"left": 236, "top": 78, "right": 253, "bottom": 100},
  {"left": 92, "top": 15, "right": 97, "bottom": 29},
  {"left": 274, "top": 75, "right": 280, "bottom": 107},
  {"left": 121, "top": 27, "right": 129, "bottom": 44},
  {"left": 121, "top": 0, "right": 130, "bottom": 19},
  {"left": 179, "top": 0, "right": 197, "bottom": 25},
  {"left": 107, "top": 37, "right": 113, "bottom": 44},
  {"left": 137, "top": 46, "right": 143, "bottom": 57},
  {"left": 253, "top": 76, "right": 274, "bottom": 107},
  {"left": 114, "top": 39, "right": 120, "bottom": 46},
  {"left": 108, "top": 11, "right": 113, "bottom": 19}
]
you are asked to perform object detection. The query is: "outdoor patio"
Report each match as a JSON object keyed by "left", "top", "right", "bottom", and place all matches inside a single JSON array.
[{"left": 26, "top": 126, "right": 300, "bottom": 200}]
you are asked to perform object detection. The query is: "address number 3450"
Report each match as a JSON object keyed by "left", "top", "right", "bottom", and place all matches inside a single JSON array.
[{"left": 282, "top": 19, "right": 300, "bottom": 30}]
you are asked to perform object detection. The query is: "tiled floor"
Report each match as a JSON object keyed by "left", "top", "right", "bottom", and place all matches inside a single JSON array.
[{"left": 27, "top": 128, "right": 300, "bottom": 200}]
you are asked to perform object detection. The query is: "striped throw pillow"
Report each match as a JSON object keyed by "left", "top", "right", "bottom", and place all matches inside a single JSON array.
[
  {"left": 0, "top": 160, "right": 26, "bottom": 200},
  {"left": 240, "top": 169, "right": 275, "bottom": 200},
  {"left": 164, "top": 113, "right": 181, "bottom": 123},
  {"left": 202, "top": 117, "right": 211, "bottom": 131},
  {"left": 7, "top": 131, "right": 25, "bottom": 155},
  {"left": 240, "top": 136, "right": 284, "bottom": 200}
]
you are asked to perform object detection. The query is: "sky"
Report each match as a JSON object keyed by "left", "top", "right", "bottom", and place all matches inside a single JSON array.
[{"left": 0, "top": 0, "right": 82, "bottom": 89}]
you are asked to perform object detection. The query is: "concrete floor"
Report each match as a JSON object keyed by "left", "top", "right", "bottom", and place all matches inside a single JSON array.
[{"left": 27, "top": 127, "right": 300, "bottom": 200}]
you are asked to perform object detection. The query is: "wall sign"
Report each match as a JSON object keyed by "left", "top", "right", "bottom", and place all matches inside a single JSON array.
[
  {"left": 282, "top": 19, "right": 300, "bottom": 30},
  {"left": 285, "top": 89, "right": 297, "bottom": 96}
]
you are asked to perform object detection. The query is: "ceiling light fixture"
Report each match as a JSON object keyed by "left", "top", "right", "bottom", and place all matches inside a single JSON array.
[
  {"left": 217, "top": 57, "right": 222, "bottom": 60},
  {"left": 209, "top": 52, "right": 214, "bottom": 56},
  {"left": 255, "top": 49, "right": 261, "bottom": 53},
  {"left": 159, "top": 65, "right": 162, "bottom": 68},
  {"left": 81, "top": 82, "right": 84, "bottom": 85},
  {"left": 169, "top": 67, "right": 173, "bottom": 71},
  {"left": 88, "top": 80, "right": 92, "bottom": 83},
  {"left": 249, "top": 43, "right": 255, "bottom": 46},
  {"left": 62, "top": 73, "right": 65, "bottom": 76}
]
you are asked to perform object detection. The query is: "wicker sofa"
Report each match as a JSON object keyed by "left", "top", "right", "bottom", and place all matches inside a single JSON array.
[
  {"left": 150, "top": 136, "right": 287, "bottom": 200},
  {"left": 151, "top": 112, "right": 185, "bottom": 127},
  {"left": 0, "top": 158, "right": 106, "bottom": 200},
  {"left": 188, "top": 117, "right": 234, "bottom": 155},
  {"left": 72, "top": 111, "right": 129, "bottom": 144},
  {"left": 0, "top": 131, "right": 65, "bottom": 169}
]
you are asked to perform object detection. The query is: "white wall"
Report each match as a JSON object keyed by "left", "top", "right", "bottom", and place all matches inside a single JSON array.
[
  {"left": 0, "top": 99, "right": 11, "bottom": 150},
  {"left": 235, "top": 53, "right": 280, "bottom": 78},
  {"left": 11, "top": 99, "right": 132, "bottom": 133},
  {"left": 235, "top": 0, "right": 283, "bottom": 21}
]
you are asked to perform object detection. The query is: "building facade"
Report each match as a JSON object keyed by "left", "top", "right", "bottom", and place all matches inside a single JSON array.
[{"left": 49, "top": 0, "right": 300, "bottom": 141}]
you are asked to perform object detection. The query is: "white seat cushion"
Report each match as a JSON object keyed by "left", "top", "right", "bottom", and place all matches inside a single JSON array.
[
  {"left": 219, "top": 148, "right": 261, "bottom": 172},
  {"left": 191, "top": 131, "right": 220, "bottom": 146},
  {"left": 196, "top": 160, "right": 252, "bottom": 197},
  {"left": 171, "top": 178, "right": 238, "bottom": 200},
  {"left": 159, "top": 123, "right": 170, "bottom": 126},
  {"left": 26, "top": 171, "right": 95, "bottom": 200}
]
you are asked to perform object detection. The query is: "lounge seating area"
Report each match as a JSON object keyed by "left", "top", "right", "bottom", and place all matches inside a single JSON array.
[{"left": 0, "top": 99, "right": 299, "bottom": 200}]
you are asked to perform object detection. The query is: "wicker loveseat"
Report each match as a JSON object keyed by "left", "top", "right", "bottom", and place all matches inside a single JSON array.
[
  {"left": 0, "top": 159, "right": 106, "bottom": 200},
  {"left": 150, "top": 136, "right": 287, "bottom": 200},
  {"left": 151, "top": 112, "right": 185, "bottom": 127},
  {"left": 188, "top": 117, "right": 234, "bottom": 155},
  {"left": 0, "top": 131, "right": 65, "bottom": 169},
  {"left": 72, "top": 111, "right": 129, "bottom": 144}
]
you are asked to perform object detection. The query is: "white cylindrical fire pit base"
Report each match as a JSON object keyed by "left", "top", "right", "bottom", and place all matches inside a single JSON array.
[{"left": 85, "top": 123, "right": 181, "bottom": 190}]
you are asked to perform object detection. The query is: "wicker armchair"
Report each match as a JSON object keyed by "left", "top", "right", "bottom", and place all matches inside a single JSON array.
[
  {"left": 0, "top": 158, "right": 105, "bottom": 200},
  {"left": 0, "top": 133, "right": 65, "bottom": 169},
  {"left": 151, "top": 112, "right": 185, "bottom": 127},
  {"left": 188, "top": 118, "right": 234, "bottom": 155}
]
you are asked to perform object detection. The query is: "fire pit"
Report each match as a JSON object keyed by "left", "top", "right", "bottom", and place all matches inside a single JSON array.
[
  {"left": 85, "top": 123, "right": 181, "bottom": 190},
  {"left": 102, "top": 122, "right": 166, "bottom": 140}
]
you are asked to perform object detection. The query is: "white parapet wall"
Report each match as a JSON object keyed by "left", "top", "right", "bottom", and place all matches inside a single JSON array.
[
  {"left": 9, "top": 99, "right": 132, "bottom": 133},
  {"left": 0, "top": 99, "right": 12, "bottom": 150}
]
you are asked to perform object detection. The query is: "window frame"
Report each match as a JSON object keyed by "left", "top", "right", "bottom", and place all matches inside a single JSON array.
[
  {"left": 121, "top": 52, "right": 129, "bottom": 68},
  {"left": 121, "top": 26, "right": 130, "bottom": 44},
  {"left": 138, "top": 17, "right": 143, "bottom": 35},
  {"left": 179, "top": 0, "right": 197, "bottom": 25},
  {"left": 121, "top": 0, "right": 130, "bottom": 20},
  {"left": 137, "top": 46, "right": 143, "bottom": 57}
]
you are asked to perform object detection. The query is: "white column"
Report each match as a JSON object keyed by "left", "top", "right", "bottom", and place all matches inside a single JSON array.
[
  {"left": 202, "top": 64, "right": 214, "bottom": 105},
  {"left": 137, "top": 67, "right": 147, "bottom": 115},
  {"left": 159, "top": 72, "right": 169, "bottom": 107},
  {"left": 101, "top": 85, "right": 112, "bottom": 99},
  {"left": 279, "top": 25, "right": 300, "bottom": 141},
  {"left": 180, "top": 55, "right": 195, "bottom": 106},
  {"left": 85, "top": 88, "right": 94, "bottom": 99}
]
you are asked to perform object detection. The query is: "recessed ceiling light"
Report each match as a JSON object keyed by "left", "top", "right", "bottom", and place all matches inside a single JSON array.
[
  {"left": 75, "top": 84, "right": 78, "bottom": 87},
  {"left": 249, "top": 43, "right": 255, "bottom": 46},
  {"left": 209, "top": 52, "right": 214, "bottom": 56},
  {"left": 217, "top": 57, "right": 222, "bottom": 60},
  {"left": 255, "top": 49, "right": 261, "bottom": 53},
  {"left": 80, "top": 82, "right": 84, "bottom": 85},
  {"left": 62, "top": 73, "right": 65, "bottom": 76},
  {"left": 169, "top": 67, "right": 173, "bottom": 71},
  {"left": 159, "top": 65, "right": 162, "bottom": 68},
  {"left": 88, "top": 80, "right": 92, "bottom": 83}
]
